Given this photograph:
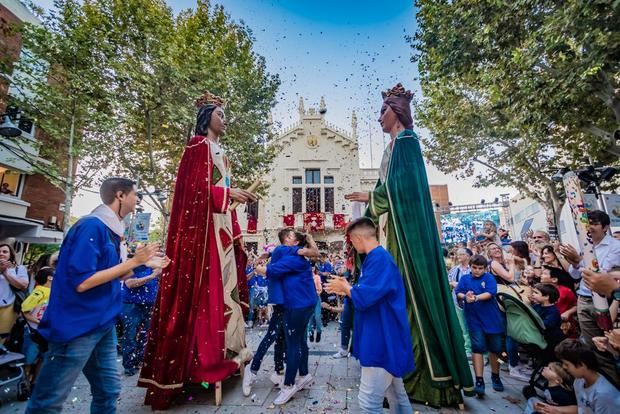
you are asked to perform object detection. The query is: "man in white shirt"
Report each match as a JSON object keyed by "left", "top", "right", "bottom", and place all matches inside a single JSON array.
[{"left": 559, "top": 210, "right": 620, "bottom": 385}]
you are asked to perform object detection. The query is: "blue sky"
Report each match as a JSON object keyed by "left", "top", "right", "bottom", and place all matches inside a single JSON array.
[
  {"left": 32, "top": 0, "right": 512, "bottom": 214},
  {"left": 184, "top": 0, "right": 419, "bottom": 167}
]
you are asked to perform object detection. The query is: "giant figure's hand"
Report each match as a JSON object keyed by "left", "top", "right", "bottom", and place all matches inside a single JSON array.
[
  {"left": 344, "top": 192, "right": 369, "bottom": 203},
  {"left": 230, "top": 188, "right": 258, "bottom": 204}
]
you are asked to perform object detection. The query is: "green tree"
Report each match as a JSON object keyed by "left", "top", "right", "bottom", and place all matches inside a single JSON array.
[
  {"left": 7, "top": 0, "right": 114, "bottom": 233},
  {"left": 84, "top": 0, "right": 279, "bottom": 225},
  {"left": 412, "top": 0, "right": 620, "bottom": 228},
  {"left": 8, "top": 0, "right": 278, "bottom": 236}
]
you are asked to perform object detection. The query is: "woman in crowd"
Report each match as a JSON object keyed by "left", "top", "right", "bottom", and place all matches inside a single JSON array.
[
  {"left": 534, "top": 245, "right": 575, "bottom": 291},
  {"left": 486, "top": 242, "right": 516, "bottom": 285},
  {"left": 0, "top": 244, "right": 29, "bottom": 343}
]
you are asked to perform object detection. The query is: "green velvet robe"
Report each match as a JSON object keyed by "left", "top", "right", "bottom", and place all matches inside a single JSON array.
[{"left": 367, "top": 129, "right": 474, "bottom": 407}]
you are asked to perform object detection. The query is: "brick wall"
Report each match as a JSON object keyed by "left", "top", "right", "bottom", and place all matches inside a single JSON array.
[{"left": 20, "top": 173, "right": 65, "bottom": 228}]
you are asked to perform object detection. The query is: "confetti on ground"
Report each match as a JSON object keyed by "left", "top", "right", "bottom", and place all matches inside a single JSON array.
[{"left": 503, "top": 395, "right": 521, "bottom": 404}]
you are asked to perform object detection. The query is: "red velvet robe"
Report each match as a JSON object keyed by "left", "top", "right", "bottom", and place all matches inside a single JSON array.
[{"left": 138, "top": 135, "right": 249, "bottom": 410}]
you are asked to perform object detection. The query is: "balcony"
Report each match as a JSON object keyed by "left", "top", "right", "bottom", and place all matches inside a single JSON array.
[{"left": 289, "top": 212, "right": 347, "bottom": 232}]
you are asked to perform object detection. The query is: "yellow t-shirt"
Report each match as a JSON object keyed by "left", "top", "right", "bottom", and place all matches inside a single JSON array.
[{"left": 21, "top": 285, "right": 50, "bottom": 313}]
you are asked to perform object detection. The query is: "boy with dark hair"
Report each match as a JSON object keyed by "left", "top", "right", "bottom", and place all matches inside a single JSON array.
[
  {"left": 26, "top": 177, "right": 168, "bottom": 414},
  {"left": 535, "top": 339, "right": 620, "bottom": 413},
  {"left": 455, "top": 254, "right": 505, "bottom": 397},
  {"left": 326, "top": 217, "right": 414, "bottom": 413},
  {"left": 540, "top": 267, "right": 577, "bottom": 323},
  {"left": 530, "top": 283, "right": 565, "bottom": 349}
]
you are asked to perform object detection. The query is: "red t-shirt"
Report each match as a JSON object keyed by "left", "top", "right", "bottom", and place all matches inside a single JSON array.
[{"left": 555, "top": 285, "right": 577, "bottom": 315}]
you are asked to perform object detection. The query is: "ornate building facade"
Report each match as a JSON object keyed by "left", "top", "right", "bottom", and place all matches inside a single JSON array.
[{"left": 236, "top": 97, "right": 448, "bottom": 253}]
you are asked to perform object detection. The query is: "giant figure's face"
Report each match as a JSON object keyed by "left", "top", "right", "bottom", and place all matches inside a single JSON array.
[
  {"left": 209, "top": 107, "right": 227, "bottom": 136},
  {"left": 378, "top": 103, "right": 399, "bottom": 133}
]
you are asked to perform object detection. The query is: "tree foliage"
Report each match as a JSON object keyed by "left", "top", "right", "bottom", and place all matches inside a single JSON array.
[
  {"left": 411, "top": 0, "right": 620, "bottom": 224},
  {"left": 9, "top": 0, "right": 279, "bottom": 222}
]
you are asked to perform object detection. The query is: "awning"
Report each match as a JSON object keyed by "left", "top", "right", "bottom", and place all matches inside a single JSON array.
[{"left": 0, "top": 215, "right": 63, "bottom": 244}]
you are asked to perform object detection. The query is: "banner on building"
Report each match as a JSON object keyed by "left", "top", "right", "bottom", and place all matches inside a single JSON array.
[
  {"left": 247, "top": 216, "right": 257, "bottom": 234},
  {"left": 283, "top": 214, "right": 295, "bottom": 227},
  {"left": 303, "top": 212, "right": 325, "bottom": 232},
  {"left": 333, "top": 213, "right": 346, "bottom": 230},
  {"left": 133, "top": 212, "right": 151, "bottom": 241}
]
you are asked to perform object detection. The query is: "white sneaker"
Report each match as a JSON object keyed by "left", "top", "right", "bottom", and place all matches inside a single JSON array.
[
  {"left": 273, "top": 384, "right": 298, "bottom": 405},
  {"left": 270, "top": 372, "right": 284, "bottom": 387},
  {"left": 242, "top": 364, "right": 257, "bottom": 396},
  {"left": 331, "top": 349, "right": 349, "bottom": 359},
  {"left": 295, "top": 373, "right": 313, "bottom": 390},
  {"left": 509, "top": 366, "right": 530, "bottom": 382}
]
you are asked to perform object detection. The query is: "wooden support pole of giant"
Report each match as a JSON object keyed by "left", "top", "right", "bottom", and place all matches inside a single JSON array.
[{"left": 215, "top": 381, "right": 222, "bottom": 406}]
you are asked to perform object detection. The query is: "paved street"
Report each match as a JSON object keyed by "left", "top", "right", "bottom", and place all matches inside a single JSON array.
[{"left": 1, "top": 322, "right": 527, "bottom": 413}]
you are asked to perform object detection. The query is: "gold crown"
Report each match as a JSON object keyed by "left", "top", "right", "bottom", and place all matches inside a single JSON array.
[
  {"left": 195, "top": 90, "right": 226, "bottom": 108},
  {"left": 381, "top": 83, "right": 413, "bottom": 101}
]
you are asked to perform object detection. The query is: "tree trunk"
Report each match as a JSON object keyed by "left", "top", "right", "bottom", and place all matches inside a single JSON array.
[{"left": 62, "top": 101, "right": 77, "bottom": 234}]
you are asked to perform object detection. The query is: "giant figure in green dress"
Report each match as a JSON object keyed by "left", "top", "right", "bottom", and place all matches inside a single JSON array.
[{"left": 345, "top": 83, "right": 473, "bottom": 407}]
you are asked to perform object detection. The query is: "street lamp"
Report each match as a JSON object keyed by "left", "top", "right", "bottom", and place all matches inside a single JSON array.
[{"left": 0, "top": 112, "right": 21, "bottom": 137}]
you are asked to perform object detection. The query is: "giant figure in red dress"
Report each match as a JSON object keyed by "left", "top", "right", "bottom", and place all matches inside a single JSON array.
[{"left": 138, "top": 91, "right": 257, "bottom": 410}]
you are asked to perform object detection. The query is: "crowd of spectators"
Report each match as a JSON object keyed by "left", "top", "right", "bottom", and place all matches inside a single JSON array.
[{"left": 446, "top": 210, "right": 620, "bottom": 412}]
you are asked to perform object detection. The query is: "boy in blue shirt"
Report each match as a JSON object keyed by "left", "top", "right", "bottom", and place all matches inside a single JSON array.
[
  {"left": 455, "top": 254, "right": 505, "bottom": 397},
  {"left": 254, "top": 230, "right": 319, "bottom": 405},
  {"left": 120, "top": 262, "right": 161, "bottom": 376},
  {"left": 529, "top": 283, "right": 565, "bottom": 350},
  {"left": 243, "top": 228, "right": 319, "bottom": 397},
  {"left": 326, "top": 217, "right": 414, "bottom": 413},
  {"left": 26, "top": 178, "right": 167, "bottom": 414},
  {"left": 246, "top": 261, "right": 258, "bottom": 328}
]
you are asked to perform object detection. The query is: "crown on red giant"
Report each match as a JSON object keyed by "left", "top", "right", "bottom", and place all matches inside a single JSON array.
[
  {"left": 381, "top": 83, "right": 413, "bottom": 101},
  {"left": 195, "top": 90, "right": 226, "bottom": 108}
]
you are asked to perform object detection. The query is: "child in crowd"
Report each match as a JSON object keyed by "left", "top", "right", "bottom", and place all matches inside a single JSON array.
[
  {"left": 245, "top": 260, "right": 257, "bottom": 328},
  {"left": 536, "top": 339, "right": 620, "bottom": 413},
  {"left": 455, "top": 254, "right": 505, "bottom": 397},
  {"left": 448, "top": 248, "right": 473, "bottom": 358},
  {"left": 540, "top": 267, "right": 578, "bottom": 338},
  {"left": 21, "top": 267, "right": 54, "bottom": 385},
  {"left": 325, "top": 218, "right": 414, "bottom": 413},
  {"left": 530, "top": 283, "right": 565, "bottom": 350},
  {"left": 524, "top": 362, "right": 576, "bottom": 413}
]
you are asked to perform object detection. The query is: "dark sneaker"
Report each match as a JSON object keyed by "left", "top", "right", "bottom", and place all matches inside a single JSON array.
[
  {"left": 309, "top": 332, "right": 314, "bottom": 342},
  {"left": 473, "top": 380, "right": 485, "bottom": 397},
  {"left": 491, "top": 375, "right": 504, "bottom": 392},
  {"left": 315, "top": 332, "right": 321, "bottom": 343}
]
